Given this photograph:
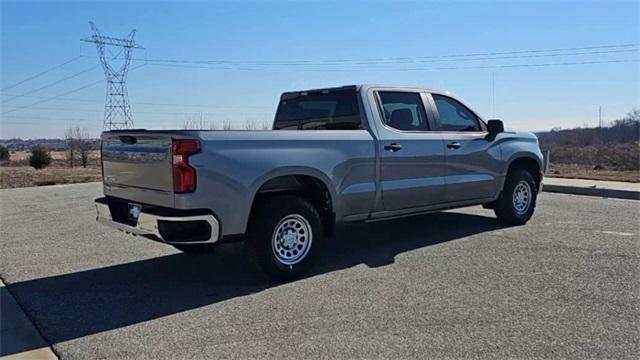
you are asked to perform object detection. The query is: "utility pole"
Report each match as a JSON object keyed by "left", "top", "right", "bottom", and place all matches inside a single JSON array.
[
  {"left": 598, "top": 105, "right": 602, "bottom": 128},
  {"left": 490, "top": 71, "right": 495, "bottom": 118},
  {"left": 82, "top": 22, "right": 143, "bottom": 130}
]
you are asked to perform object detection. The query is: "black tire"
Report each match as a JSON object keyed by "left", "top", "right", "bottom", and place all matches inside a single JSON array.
[
  {"left": 172, "top": 244, "right": 216, "bottom": 254},
  {"left": 494, "top": 168, "right": 538, "bottom": 226},
  {"left": 247, "top": 195, "right": 324, "bottom": 281}
]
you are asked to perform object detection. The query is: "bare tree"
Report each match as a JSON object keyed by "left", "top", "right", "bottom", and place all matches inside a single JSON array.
[
  {"left": 65, "top": 126, "right": 94, "bottom": 168},
  {"left": 241, "top": 119, "right": 272, "bottom": 130},
  {"left": 242, "top": 120, "right": 259, "bottom": 130},
  {"left": 626, "top": 108, "right": 640, "bottom": 122},
  {"left": 183, "top": 113, "right": 216, "bottom": 130},
  {"left": 76, "top": 127, "right": 93, "bottom": 168},
  {"left": 64, "top": 127, "right": 77, "bottom": 168},
  {"left": 195, "top": 118, "right": 271, "bottom": 131}
]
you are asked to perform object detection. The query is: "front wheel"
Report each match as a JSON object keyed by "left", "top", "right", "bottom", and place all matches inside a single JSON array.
[
  {"left": 247, "top": 195, "right": 324, "bottom": 280},
  {"left": 494, "top": 168, "right": 538, "bottom": 225}
]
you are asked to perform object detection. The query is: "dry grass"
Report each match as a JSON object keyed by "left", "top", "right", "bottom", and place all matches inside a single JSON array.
[
  {"left": 0, "top": 166, "right": 102, "bottom": 188},
  {"left": 543, "top": 143, "right": 640, "bottom": 171},
  {"left": 543, "top": 143, "right": 640, "bottom": 182},
  {"left": 1, "top": 150, "right": 638, "bottom": 189},
  {"left": 6, "top": 150, "right": 100, "bottom": 164},
  {"left": 0, "top": 151, "right": 102, "bottom": 189},
  {"left": 546, "top": 163, "right": 639, "bottom": 183}
]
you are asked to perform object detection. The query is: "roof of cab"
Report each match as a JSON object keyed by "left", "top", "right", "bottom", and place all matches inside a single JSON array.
[{"left": 280, "top": 84, "right": 449, "bottom": 99}]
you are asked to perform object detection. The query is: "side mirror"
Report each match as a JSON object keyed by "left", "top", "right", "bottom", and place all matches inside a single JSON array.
[{"left": 486, "top": 119, "right": 504, "bottom": 140}]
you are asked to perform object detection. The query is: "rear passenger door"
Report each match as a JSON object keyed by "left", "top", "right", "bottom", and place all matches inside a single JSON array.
[
  {"left": 372, "top": 90, "right": 446, "bottom": 211},
  {"left": 428, "top": 93, "right": 502, "bottom": 203}
]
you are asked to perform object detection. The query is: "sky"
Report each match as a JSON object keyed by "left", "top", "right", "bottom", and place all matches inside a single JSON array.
[{"left": 1, "top": 0, "right": 638, "bottom": 139}]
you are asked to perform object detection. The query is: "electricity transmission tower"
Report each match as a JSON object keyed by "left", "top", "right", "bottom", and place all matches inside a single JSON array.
[{"left": 82, "top": 22, "right": 143, "bottom": 130}]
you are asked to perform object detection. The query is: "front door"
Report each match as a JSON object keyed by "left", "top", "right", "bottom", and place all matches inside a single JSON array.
[
  {"left": 374, "top": 91, "right": 446, "bottom": 211},
  {"left": 429, "top": 94, "right": 502, "bottom": 203}
]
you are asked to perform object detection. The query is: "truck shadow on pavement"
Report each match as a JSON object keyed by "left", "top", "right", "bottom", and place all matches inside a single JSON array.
[{"left": 4, "top": 211, "right": 502, "bottom": 355}]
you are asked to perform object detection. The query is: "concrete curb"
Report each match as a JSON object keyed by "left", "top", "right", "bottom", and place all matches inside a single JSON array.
[{"left": 542, "top": 184, "right": 640, "bottom": 201}]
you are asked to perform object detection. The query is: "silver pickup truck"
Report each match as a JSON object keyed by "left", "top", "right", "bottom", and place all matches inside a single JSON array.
[{"left": 95, "top": 84, "right": 544, "bottom": 279}]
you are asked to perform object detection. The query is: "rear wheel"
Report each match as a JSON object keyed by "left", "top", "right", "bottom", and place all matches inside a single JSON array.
[
  {"left": 172, "top": 244, "right": 216, "bottom": 254},
  {"left": 494, "top": 168, "right": 538, "bottom": 225},
  {"left": 247, "top": 195, "right": 324, "bottom": 280}
]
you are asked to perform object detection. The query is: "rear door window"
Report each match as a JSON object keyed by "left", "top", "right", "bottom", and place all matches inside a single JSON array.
[
  {"left": 274, "top": 90, "right": 362, "bottom": 130},
  {"left": 377, "top": 92, "right": 429, "bottom": 131}
]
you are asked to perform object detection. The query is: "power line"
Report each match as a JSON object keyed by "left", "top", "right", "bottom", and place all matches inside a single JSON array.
[
  {"left": 1, "top": 65, "right": 101, "bottom": 104},
  {"left": 1, "top": 115, "right": 99, "bottom": 123},
  {"left": 1, "top": 106, "right": 103, "bottom": 113},
  {"left": 1, "top": 80, "right": 104, "bottom": 115},
  {"left": 2, "top": 114, "right": 270, "bottom": 125},
  {"left": 0, "top": 93, "right": 272, "bottom": 109},
  {"left": 330, "top": 43, "right": 640, "bottom": 63},
  {"left": 402, "top": 58, "right": 640, "bottom": 71},
  {"left": 135, "top": 101, "right": 271, "bottom": 109},
  {"left": 341, "top": 49, "right": 638, "bottom": 65},
  {"left": 1, "top": 105, "right": 272, "bottom": 115},
  {"left": 139, "top": 49, "right": 638, "bottom": 71},
  {"left": 1, "top": 56, "right": 83, "bottom": 91},
  {"left": 116, "top": 43, "right": 639, "bottom": 66},
  {"left": 0, "top": 94, "right": 104, "bottom": 104},
  {"left": 146, "top": 58, "right": 640, "bottom": 72},
  {"left": 1, "top": 49, "right": 127, "bottom": 105},
  {"left": 1, "top": 43, "right": 637, "bottom": 122},
  {"left": 3, "top": 43, "right": 635, "bottom": 98},
  {"left": 133, "top": 48, "right": 639, "bottom": 67},
  {"left": 1, "top": 58, "right": 635, "bottom": 117},
  {"left": 0, "top": 64, "right": 141, "bottom": 116}
]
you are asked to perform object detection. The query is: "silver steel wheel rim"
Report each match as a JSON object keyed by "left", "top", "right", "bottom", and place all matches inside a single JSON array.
[
  {"left": 271, "top": 214, "right": 313, "bottom": 266},
  {"left": 512, "top": 180, "right": 532, "bottom": 215}
]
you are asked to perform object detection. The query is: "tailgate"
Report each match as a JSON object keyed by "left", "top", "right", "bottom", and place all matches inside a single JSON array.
[{"left": 101, "top": 132, "right": 174, "bottom": 207}]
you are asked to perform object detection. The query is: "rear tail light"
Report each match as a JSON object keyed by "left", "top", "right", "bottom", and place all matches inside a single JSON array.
[{"left": 172, "top": 139, "right": 200, "bottom": 193}]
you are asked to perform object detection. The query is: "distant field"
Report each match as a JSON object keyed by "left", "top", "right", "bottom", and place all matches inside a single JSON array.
[
  {"left": 0, "top": 166, "right": 102, "bottom": 188},
  {"left": 0, "top": 151, "right": 101, "bottom": 189},
  {"left": 547, "top": 163, "right": 639, "bottom": 183},
  {"left": 1, "top": 149, "right": 638, "bottom": 189},
  {"left": 6, "top": 150, "right": 100, "bottom": 162}
]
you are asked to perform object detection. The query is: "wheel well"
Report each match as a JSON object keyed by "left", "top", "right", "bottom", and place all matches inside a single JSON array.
[
  {"left": 508, "top": 157, "right": 541, "bottom": 187},
  {"left": 251, "top": 175, "right": 335, "bottom": 236}
]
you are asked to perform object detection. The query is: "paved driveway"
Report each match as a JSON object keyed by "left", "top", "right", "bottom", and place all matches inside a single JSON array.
[{"left": 1, "top": 183, "right": 638, "bottom": 359}]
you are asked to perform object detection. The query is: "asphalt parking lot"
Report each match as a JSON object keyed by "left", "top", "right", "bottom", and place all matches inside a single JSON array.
[{"left": 1, "top": 183, "right": 638, "bottom": 359}]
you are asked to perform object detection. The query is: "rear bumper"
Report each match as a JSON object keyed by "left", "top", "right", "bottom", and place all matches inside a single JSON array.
[{"left": 95, "top": 197, "right": 220, "bottom": 244}]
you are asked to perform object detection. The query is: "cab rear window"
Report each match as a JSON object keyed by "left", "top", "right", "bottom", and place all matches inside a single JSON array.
[{"left": 274, "top": 90, "right": 362, "bottom": 130}]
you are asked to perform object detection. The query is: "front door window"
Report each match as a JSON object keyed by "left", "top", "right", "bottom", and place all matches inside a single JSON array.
[{"left": 432, "top": 94, "right": 481, "bottom": 132}]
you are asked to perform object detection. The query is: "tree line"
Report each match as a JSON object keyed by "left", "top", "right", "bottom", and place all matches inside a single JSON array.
[
  {"left": 537, "top": 109, "right": 640, "bottom": 171},
  {"left": 0, "top": 126, "right": 98, "bottom": 170},
  {"left": 536, "top": 109, "right": 639, "bottom": 146}
]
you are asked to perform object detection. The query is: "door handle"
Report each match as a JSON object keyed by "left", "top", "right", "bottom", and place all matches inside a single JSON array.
[
  {"left": 384, "top": 143, "right": 402, "bottom": 152},
  {"left": 446, "top": 142, "right": 461, "bottom": 150}
]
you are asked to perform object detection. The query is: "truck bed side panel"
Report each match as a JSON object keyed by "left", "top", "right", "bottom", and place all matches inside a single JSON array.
[{"left": 173, "top": 130, "right": 376, "bottom": 236}]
